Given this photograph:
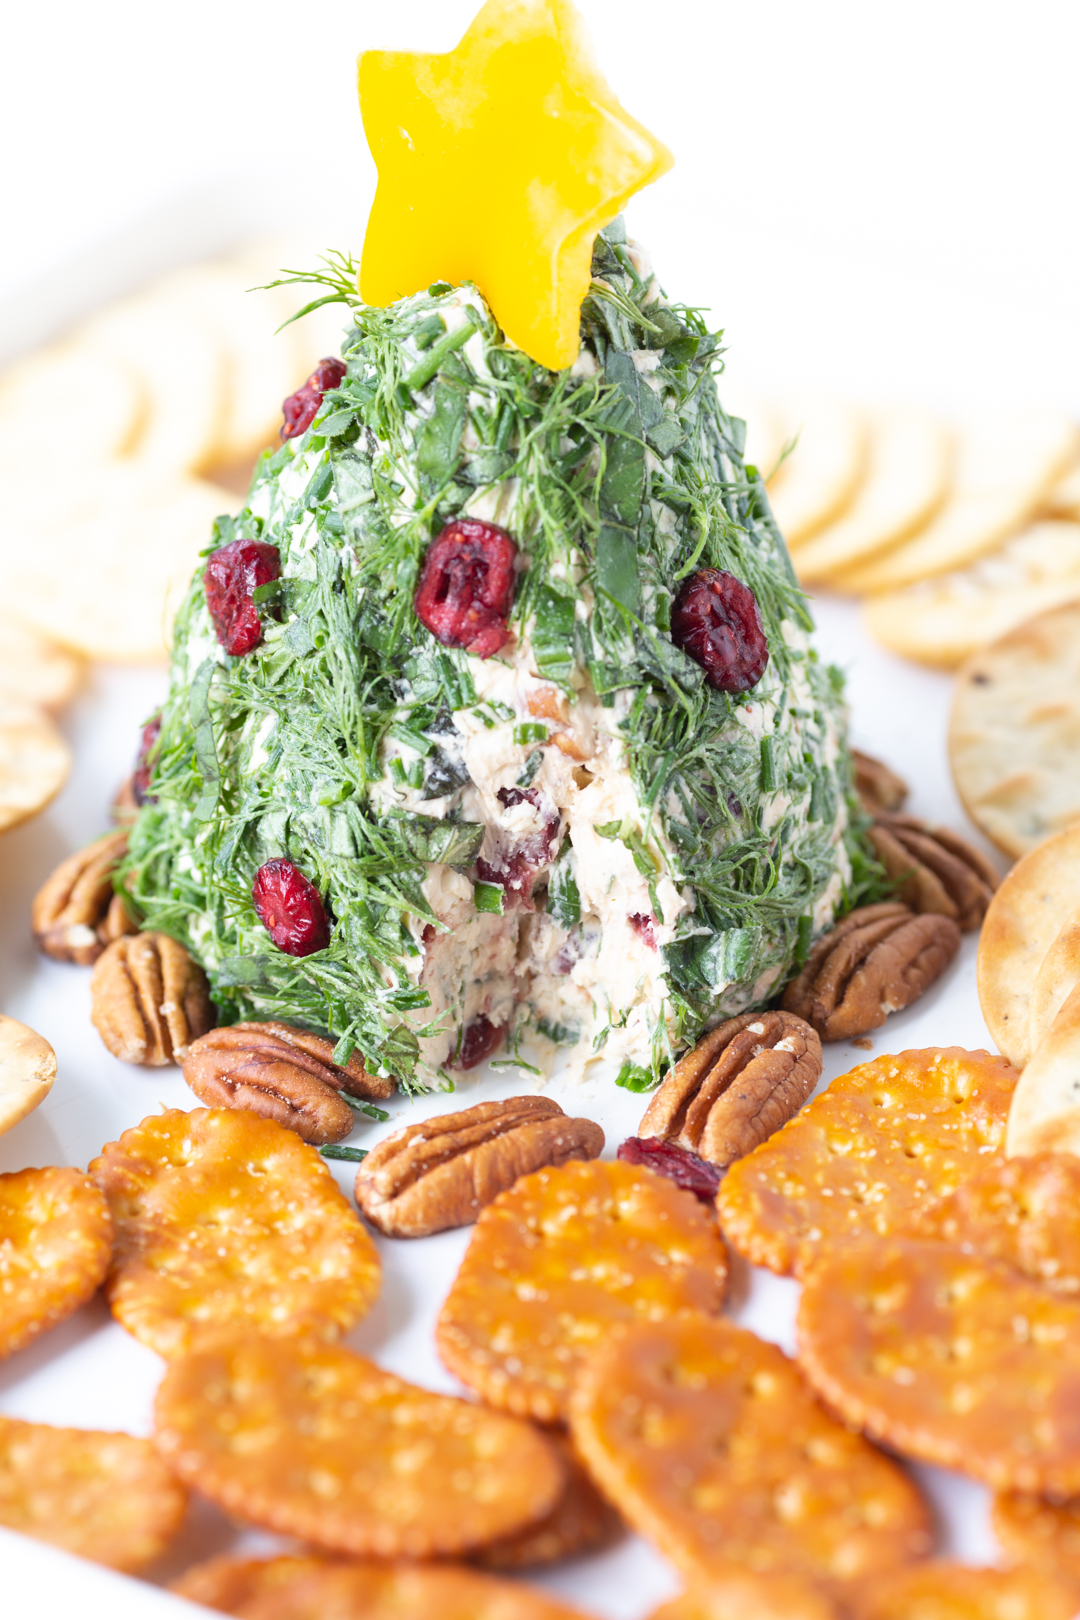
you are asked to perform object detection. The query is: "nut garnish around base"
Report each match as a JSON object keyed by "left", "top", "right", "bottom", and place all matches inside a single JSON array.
[
  {"left": 355, "top": 1096, "right": 604, "bottom": 1237},
  {"left": 852, "top": 749, "right": 908, "bottom": 815},
  {"left": 636, "top": 1010, "right": 822, "bottom": 1169},
  {"left": 90, "top": 933, "right": 215, "bottom": 1066},
  {"left": 183, "top": 1022, "right": 394, "bottom": 1146},
  {"left": 781, "top": 902, "right": 960, "bottom": 1041},
  {"left": 869, "top": 812, "right": 998, "bottom": 930},
  {"left": 32, "top": 832, "right": 136, "bottom": 965}
]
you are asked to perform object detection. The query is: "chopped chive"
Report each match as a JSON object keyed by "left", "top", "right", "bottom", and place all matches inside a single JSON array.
[
  {"left": 320, "top": 1144, "right": 368, "bottom": 1162},
  {"left": 474, "top": 881, "right": 505, "bottom": 915},
  {"left": 341, "top": 1095, "right": 391, "bottom": 1122}
]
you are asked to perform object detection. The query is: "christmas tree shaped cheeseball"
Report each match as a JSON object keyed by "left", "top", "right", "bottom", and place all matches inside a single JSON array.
[{"left": 126, "top": 0, "right": 862, "bottom": 1089}]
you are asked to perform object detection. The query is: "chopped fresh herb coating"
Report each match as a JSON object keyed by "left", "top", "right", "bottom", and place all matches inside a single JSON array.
[{"left": 124, "top": 224, "right": 866, "bottom": 1089}]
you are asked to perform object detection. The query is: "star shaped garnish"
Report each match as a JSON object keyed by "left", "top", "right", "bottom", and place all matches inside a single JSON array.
[{"left": 357, "top": 0, "right": 673, "bottom": 370}]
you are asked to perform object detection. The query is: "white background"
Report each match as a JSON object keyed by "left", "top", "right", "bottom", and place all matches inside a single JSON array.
[
  {"left": 1, "top": 2, "right": 1079, "bottom": 1615},
  {"left": 3, "top": 1, "right": 1080, "bottom": 412}
]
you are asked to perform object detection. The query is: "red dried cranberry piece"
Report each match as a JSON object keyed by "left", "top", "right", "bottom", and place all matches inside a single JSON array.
[
  {"left": 132, "top": 713, "right": 162, "bottom": 806},
  {"left": 670, "top": 568, "right": 769, "bottom": 694},
  {"left": 280, "top": 357, "right": 347, "bottom": 441},
  {"left": 450, "top": 1015, "right": 506, "bottom": 1069},
  {"left": 204, "top": 538, "right": 281, "bottom": 657},
  {"left": 617, "top": 1136, "right": 721, "bottom": 1203},
  {"left": 629, "top": 912, "right": 658, "bottom": 949},
  {"left": 252, "top": 858, "right": 330, "bottom": 956},
  {"left": 475, "top": 785, "right": 560, "bottom": 908},
  {"left": 414, "top": 519, "right": 517, "bottom": 659}
]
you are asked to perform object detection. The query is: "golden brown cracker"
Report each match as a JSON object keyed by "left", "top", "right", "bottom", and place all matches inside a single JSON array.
[
  {"left": 154, "top": 1333, "right": 566, "bottom": 1560},
  {"left": 975, "top": 822, "right": 1080, "bottom": 1068},
  {"left": 647, "top": 1570, "right": 840, "bottom": 1620},
  {"left": 0, "top": 1165, "right": 112, "bottom": 1361},
  {"left": 0, "top": 1412, "right": 186, "bottom": 1572},
  {"left": 850, "top": 1559, "right": 1080, "bottom": 1620},
  {"left": 569, "top": 1313, "right": 930, "bottom": 1592},
  {"left": 717, "top": 1047, "right": 1017, "bottom": 1278},
  {"left": 798, "top": 1236, "right": 1080, "bottom": 1494},
  {"left": 90, "top": 1107, "right": 379, "bottom": 1356},
  {"left": 173, "top": 1556, "right": 596, "bottom": 1619},
  {"left": 472, "top": 1429, "right": 622, "bottom": 1570},
  {"left": 436, "top": 1158, "right": 727, "bottom": 1423},
  {"left": 913, "top": 1152, "right": 1080, "bottom": 1293},
  {"left": 993, "top": 1490, "right": 1080, "bottom": 1580}
]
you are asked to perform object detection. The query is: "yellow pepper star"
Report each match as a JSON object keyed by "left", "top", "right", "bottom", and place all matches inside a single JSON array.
[{"left": 357, "top": 0, "right": 673, "bottom": 371}]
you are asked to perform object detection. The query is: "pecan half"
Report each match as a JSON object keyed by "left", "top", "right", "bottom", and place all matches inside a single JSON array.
[
  {"left": 852, "top": 748, "right": 908, "bottom": 815},
  {"left": 32, "top": 832, "right": 137, "bottom": 965},
  {"left": 869, "top": 812, "right": 999, "bottom": 931},
  {"left": 637, "top": 1010, "right": 823, "bottom": 1169},
  {"left": 781, "top": 901, "right": 961, "bottom": 1040},
  {"left": 90, "top": 933, "right": 215, "bottom": 1066},
  {"left": 355, "top": 1096, "right": 604, "bottom": 1237},
  {"left": 182, "top": 1021, "right": 393, "bottom": 1146}
]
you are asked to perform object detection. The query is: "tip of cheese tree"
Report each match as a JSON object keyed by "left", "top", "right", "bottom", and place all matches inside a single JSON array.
[{"left": 357, "top": 0, "right": 673, "bottom": 371}]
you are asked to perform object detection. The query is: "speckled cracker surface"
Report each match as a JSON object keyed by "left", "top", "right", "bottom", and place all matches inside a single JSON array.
[
  {"left": 172, "top": 1556, "right": 596, "bottom": 1619},
  {"left": 472, "top": 1429, "right": 622, "bottom": 1570},
  {"left": 569, "top": 1313, "right": 930, "bottom": 1591},
  {"left": 851, "top": 1559, "right": 1080, "bottom": 1620},
  {"left": 0, "top": 1412, "right": 186, "bottom": 1572},
  {"left": 798, "top": 1236, "right": 1080, "bottom": 1494},
  {"left": 993, "top": 1490, "right": 1080, "bottom": 1580},
  {"left": 717, "top": 1048, "right": 1017, "bottom": 1277},
  {"left": 0, "top": 1165, "right": 112, "bottom": 1361},
  {"left": 154, "top": 1333, "right": 566, "bottom": 1560},
  {"left": 90, "top": 1107, "right": 380, "bottom": 1356},
  {"left": 913, "top": 1151, "right": 1080, "bottom": 1293},
  {"left": 647, "top": 1570, "right": 840, "bottom": 1620},
  {"left": 436, "top": 1158, "right": 728, "bottom": 1423}
]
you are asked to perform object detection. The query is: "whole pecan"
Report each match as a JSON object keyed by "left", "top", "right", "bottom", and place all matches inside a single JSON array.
[
  {"left": 355, "top": 1096, "right": 604, "bottom": 1237},
  {"left": 869, "top": 812, "right": 998, "bottom": 931},
  {"left": 182, "top": 1021, "right": 394, "bottom": 1146},
  {"left": 32, "top": 832, "right": 137, "bottom": 965},
  {"left": 637, "top": 1010, "right": 823, "bottom": 1170},
  {"left": 851, "top": 748, "right": 908, "bottom": 815},
  {"left": 90, "top": 932, "right": 215, "bottom": 1066},
  {"left": 781, "top": 901, "right": 961, "bottom": 1041}
]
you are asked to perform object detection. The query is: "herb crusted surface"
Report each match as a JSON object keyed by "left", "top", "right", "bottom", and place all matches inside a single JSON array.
[{"left": 125, "top": 224, "right": 856, "bottom": 1089}]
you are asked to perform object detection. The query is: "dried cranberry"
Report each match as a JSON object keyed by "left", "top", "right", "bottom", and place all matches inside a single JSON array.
[
  {"left": 617, "top": 1136, "right": 721, "bottom": 1203},
  {"left": 450, "top": 1015, "right": 506, "bottom": 1069},
  {"left": 629, "top": 912, "right": 658, "bottom": 949},
  {"left": 670, "top": 568, "right": 769, "bottom": 693},
  {"left": 476, "top": 785, "right": 560, "bottom": 907},
  {"left": 132, "top": 713, "right": 162, "bottom": 806},
  {"left": 204, "top": 538, "right": 281, "bottom": 657},
  {"left": 252, "top": 858, "right": 330, "bottom": 956},
  {"left": 280, "top": 357, "right": 347, "bottom": 441},
  {"left": 414, "top": 519, "right": 517, "bottom": 659}
]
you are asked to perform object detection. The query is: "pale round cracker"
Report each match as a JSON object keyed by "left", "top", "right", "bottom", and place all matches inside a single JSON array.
[
  {"left": 77, "top": 287, "right": 227, "bottom": 474},
  {"left": 0, "top": 696, "right": 70, "bottom": 832},
  {"left": 3, "top": 464, "right": 233, "bottom": 662},
  {"left": 1043, "top": 461, "right": 1080, "bottom": 521},
  {"left": 1007, "top": 979, "right": 1080, "bottom": 1157},
  {"left": 154, "top": 264, "right": 306, "bottom": 466},
  {"left": 792, "top": 409, "right": 952, "bottom": 584},
  {"left": 949, "top": 597, "right": 1080, "bottom": 851},
  {"left": 717, "top": 387, "right": 790, "bottom": 483},
  {"left": 0, "top": 1412, "right": 185, "bottom": 1573},
  {"left": 0, "top": 615, "right": 83, "bottom": 711},
  {"left": 843, "top": 410, "right": 1080, "bottom": 593},
  {"left": 764, "top": 396, "right": 869, "bottom": 546},
  {"left": 1029, "top": 902, "right": 1080, "bottom": 1060},
  {"left": 0, "top": 1014, "right": 55, "bottom": 1138},
  {"left": 975, "top": 823, "right": 1080, "bottom": 1067},
  {"left": 864, "top": 521, "right": 1080, "bottom": 668},
  {"left": 220, "top": 239, "right": 352, "bottom": 404},
  {"left": 0, "top": 342, "right": 145, "bottom": 467}
]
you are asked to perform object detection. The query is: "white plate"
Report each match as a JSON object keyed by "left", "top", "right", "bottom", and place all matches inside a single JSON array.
[{"left": 0, "top": 590, "right": 1010, "bottom": 1616}]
